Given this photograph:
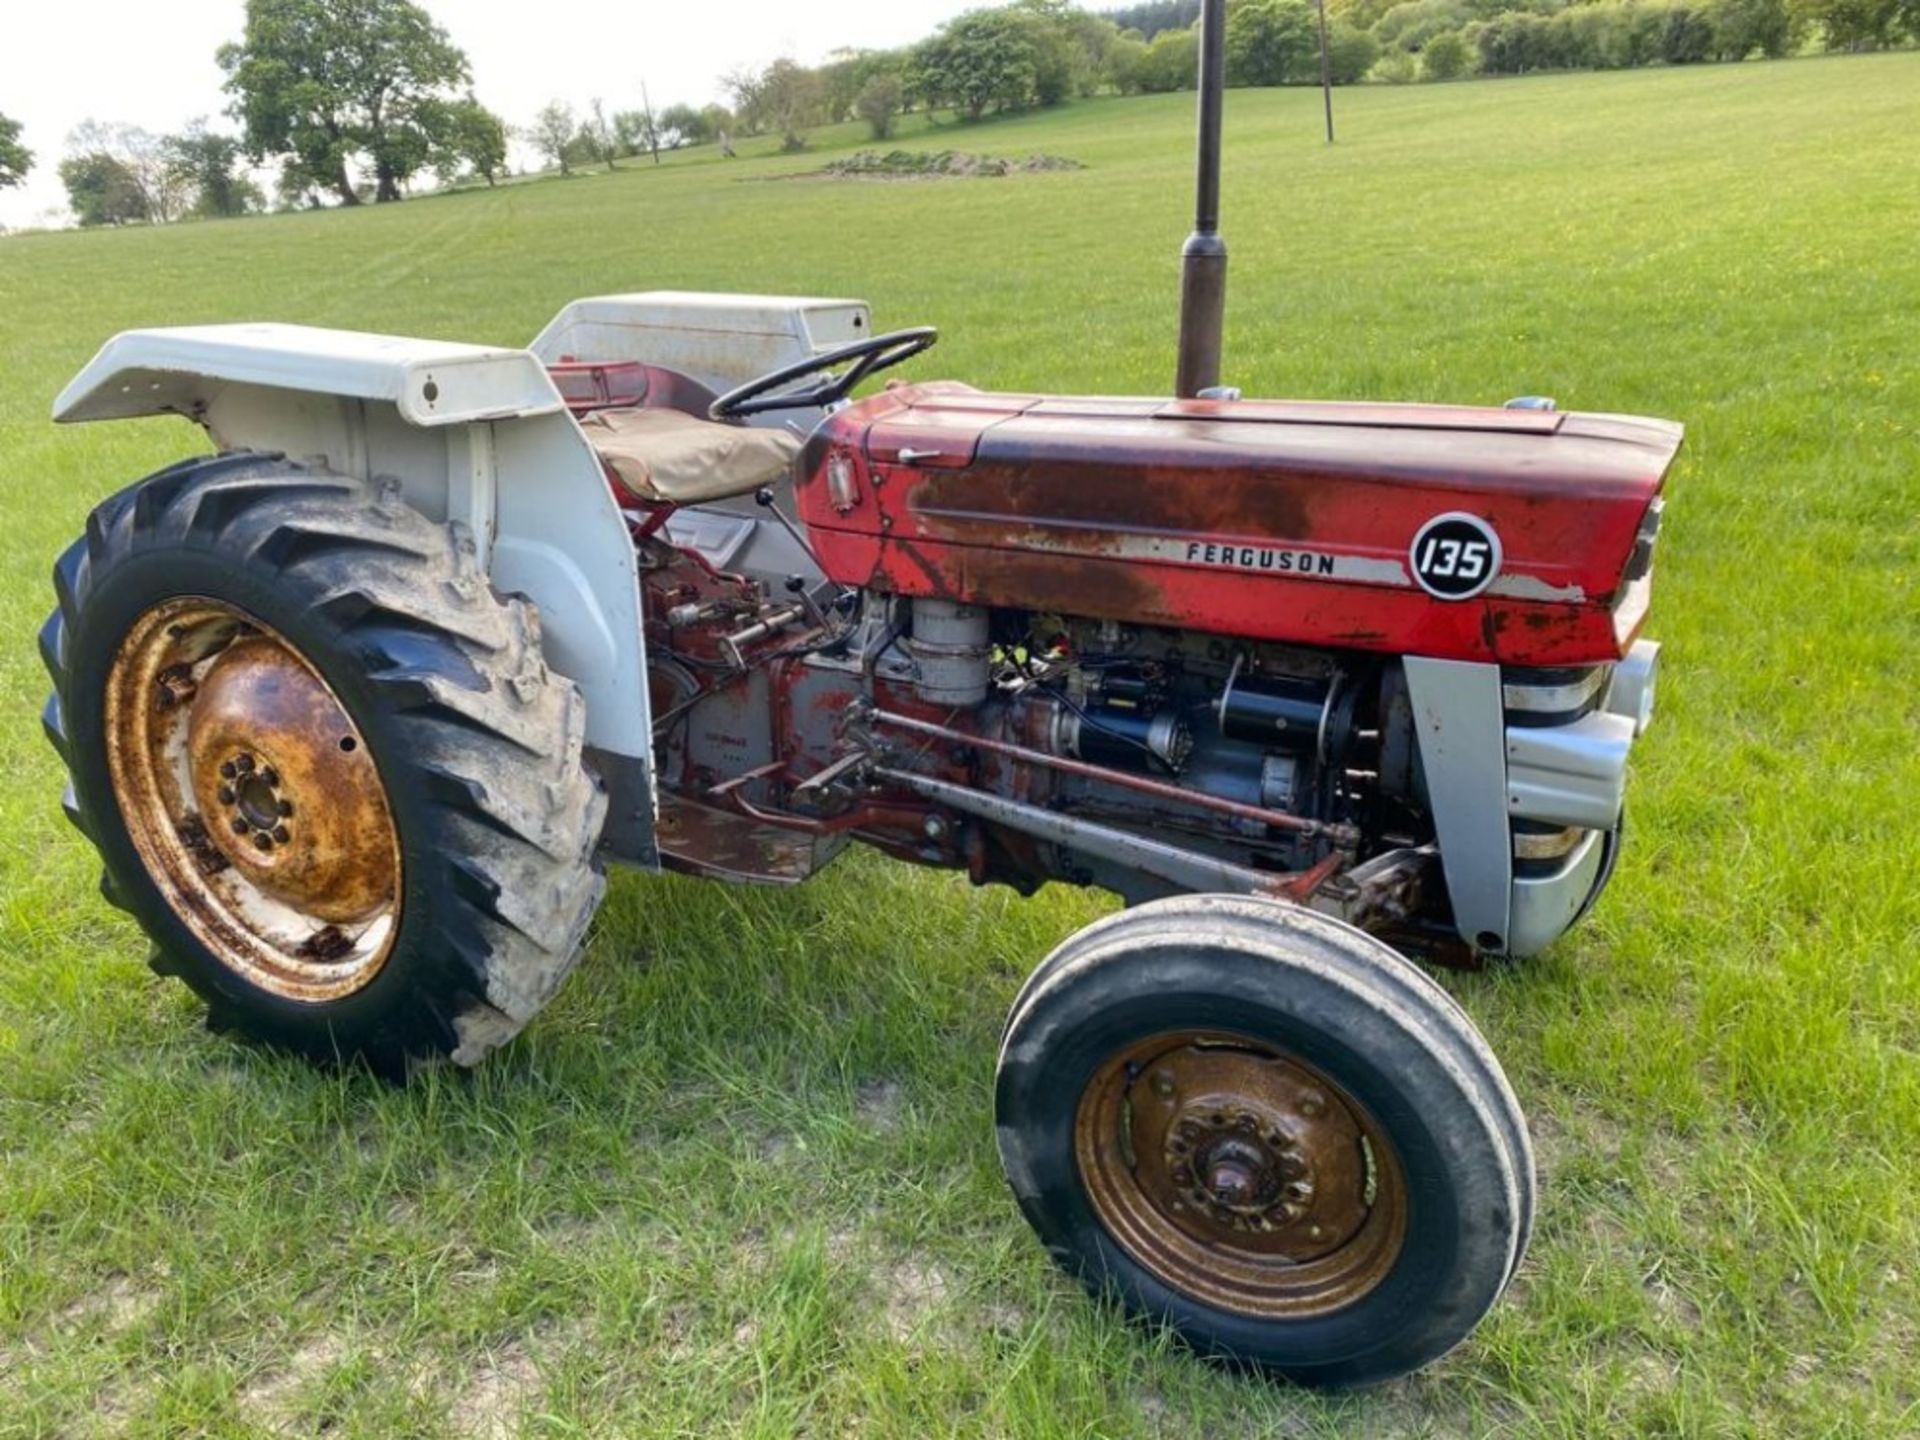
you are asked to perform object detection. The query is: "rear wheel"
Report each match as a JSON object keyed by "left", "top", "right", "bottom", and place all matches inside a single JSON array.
[
  {"left": 996, "top": 895, "right": 1532, "bottom": 1388},
  {"left": 41, "top": 453, "right": 607, "bottom": 1076}
]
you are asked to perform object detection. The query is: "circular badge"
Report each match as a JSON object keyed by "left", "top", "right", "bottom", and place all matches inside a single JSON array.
[{"left": 1410, "top": 513, "right": 1502, "bottom": 601}]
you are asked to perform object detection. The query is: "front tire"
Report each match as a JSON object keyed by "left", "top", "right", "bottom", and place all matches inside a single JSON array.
[
  {"left": 41, "top": 453, "right": 607, "bottom": 1077},
  {"left": 996, "top": 895, "right": 1533, "bottom": 1389}
]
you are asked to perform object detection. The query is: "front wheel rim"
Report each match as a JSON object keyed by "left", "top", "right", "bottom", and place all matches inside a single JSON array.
[
  {"left": 1074, "top": 1030, "right": 1408, "bottom": 1319},
  {"left": 103, "top": 597, "right": 402, "bottom": 1002}
]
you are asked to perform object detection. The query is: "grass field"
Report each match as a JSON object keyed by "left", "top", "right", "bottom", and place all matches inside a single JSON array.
[{"left": 2, "top": 52, "right": 1918, "bottom": 1438}]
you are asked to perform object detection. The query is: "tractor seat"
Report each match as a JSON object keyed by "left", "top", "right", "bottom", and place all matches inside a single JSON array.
[{"left": 579, "top": 406, "right": 802, "bottom": 506}]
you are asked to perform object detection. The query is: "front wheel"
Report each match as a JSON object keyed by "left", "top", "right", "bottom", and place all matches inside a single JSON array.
[{"left": 995, "top": 896, "right": 1533, "bottom": 1388}]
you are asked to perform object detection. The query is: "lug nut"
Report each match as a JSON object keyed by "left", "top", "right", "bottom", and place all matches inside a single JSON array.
[
  {"left": 231, "top": 817, "right": 249, "bottom": 835},
  {"left": 218, "top": 786, "right": 236, "bottom": 805},
  {"left": 252, "top": 832, "right": 273, "bottom": 852},
  {"left": 220, "top": 761, "right": 237, "bottom": 780},
  {"left": 277, "top": 799, "right": 294, "bottom": 817},
  {"left": 272, "top": 826, "right": 291, "bottom": 844},
  {"left": 261, "top": 767, "right": 279, "bottom": 788},
  {"left": 234, "top": 754, "right": 254, "bottom": 774}
]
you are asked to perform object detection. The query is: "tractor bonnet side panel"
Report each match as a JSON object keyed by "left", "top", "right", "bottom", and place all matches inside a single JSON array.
[{"left": 799, "top": 384, "right": 1680, "bottom": 667}]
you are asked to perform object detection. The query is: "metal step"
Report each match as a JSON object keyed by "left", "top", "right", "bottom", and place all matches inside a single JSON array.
[{"left": 654, "top": 793, "right": 841, "bottom": 887}]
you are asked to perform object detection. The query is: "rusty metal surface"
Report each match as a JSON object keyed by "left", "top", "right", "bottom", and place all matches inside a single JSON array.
[
  {"left": 1075, "top": 1032, "right": 1407, "bottom": 1317},
  {"left": 185, "top": 636, "right": 397, "bottom": 923},
  {"left": 656, "top": 792, "right": 839, "bottom": 886},
  {"left": 105, "top": 599, "right": 400, "bottom": 1002},
  {"left": 799, "top": 384, "right": 1682, "bottom": 667}
]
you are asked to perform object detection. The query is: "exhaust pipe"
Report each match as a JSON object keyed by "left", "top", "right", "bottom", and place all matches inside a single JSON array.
[{"left": 1175, "top": 0, "right": 1229, "bottom": 398}]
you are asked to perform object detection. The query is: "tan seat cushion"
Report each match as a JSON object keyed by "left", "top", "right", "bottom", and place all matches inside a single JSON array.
[{"left": 580, "top": 406, "right": 802, "bottom": 505}]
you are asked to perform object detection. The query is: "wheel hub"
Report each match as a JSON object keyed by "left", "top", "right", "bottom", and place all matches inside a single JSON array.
[
  {"left": 180, "top": 635, "right": 395, "bottom": 923},
  {"left": 1074, "top": 1033, "right": 1406, "bottom": 1318},
  {"left": 1137, "top": 1047, "right": 1370, "bottom": 1258},
  {"left": 105, "top": 599, "right": 402, "bottom": 1002},
  {"left": 1167, "top": 1108, "right": 1307, "bottom": 1222}
]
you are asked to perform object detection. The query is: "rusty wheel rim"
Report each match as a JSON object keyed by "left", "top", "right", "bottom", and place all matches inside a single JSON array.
[
  {"left": 1075, "top": 1031, "right": 1407, "bottom": 1318},
  {"left": 104, "top": 597, "right": 402, "bottom": 1002}
]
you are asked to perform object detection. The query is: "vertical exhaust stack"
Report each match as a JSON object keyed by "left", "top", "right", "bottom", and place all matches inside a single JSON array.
[{"left": 1175, "top": 0, "right": 1230, "bottom": 398}]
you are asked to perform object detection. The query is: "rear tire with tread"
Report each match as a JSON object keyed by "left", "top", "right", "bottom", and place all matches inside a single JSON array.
[{"left": 41, "top": 452, "right": 607, "bottom": 1077}]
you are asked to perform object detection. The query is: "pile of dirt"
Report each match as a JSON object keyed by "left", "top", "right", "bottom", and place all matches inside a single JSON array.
[{"left": 803, "top": 150, "right": 1085, "bottom": 180}]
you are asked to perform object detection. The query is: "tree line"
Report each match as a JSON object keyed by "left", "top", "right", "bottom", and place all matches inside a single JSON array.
[
  {"left": 694, "top": 0, "right": 1916, "bottom": 127},
  {"left": 4, "top": 0, "right": 1914, "bottom": 226}
]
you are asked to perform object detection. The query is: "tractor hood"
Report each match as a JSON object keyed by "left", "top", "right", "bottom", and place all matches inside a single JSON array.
[{"left": 799, "top": 383, "right": 1683, "bottom": 666}]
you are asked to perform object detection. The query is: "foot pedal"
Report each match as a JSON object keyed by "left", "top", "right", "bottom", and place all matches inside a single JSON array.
[{"left": 655, "top": 793, "right": 841, "bottom": 886}]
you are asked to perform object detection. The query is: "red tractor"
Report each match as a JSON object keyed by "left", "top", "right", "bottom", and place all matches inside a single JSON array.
[{"left": 37, "top": 9, "right": 1676, "bottom": 1390}]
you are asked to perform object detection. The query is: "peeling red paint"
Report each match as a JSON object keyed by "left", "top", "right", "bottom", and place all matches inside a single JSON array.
[{"left": 799, "top": 383, "right": 1681, "bottom": 666}]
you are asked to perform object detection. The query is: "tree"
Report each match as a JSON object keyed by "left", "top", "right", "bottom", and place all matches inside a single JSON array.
[
  {"left": 1550, "top": 4, "right": 1636, "bottom": 68},
  {"left": 164, "top": 121, "right": 265, "bottom": 217},
  {"left": 275, "top": 155, "right": 328, "bottom": 209},
  {"left": 1054, "top": 8, "right": 1130, "bottom": 94},
  {"left": 657, "top": 103, "right": 709, "bottom": 146},
  {"left": 911, "top": 9, "right": 1042, "bottom": 120},
  {"left": 721, "top": 67, "right": 769, "bottom": 135},
  {"left": 1326, "top": 20, "right": 1381, "bottom": 81},
  {"left": 437, "top": 95, "right": 507, "bottom": 186},
  {"left": 1105, "top": 0, "right": 1202, "bottom": 39},
  {"left": 64, "top": 122, "right": 188, "bottom": 222},
  {"left": 815, "top": 49, "right": 868, "bottom": 123},
  {"left": 1104, "top": 29, "right": 1153, "bottom": 91},
  {"left": 1007, "top": 1, "right": 1083, "bottom": 104},
  {"left": 1795, "top": 0, "right": 1910, "bottom": 47},
  {"left": 218, "top": 0, "right": 474, "bottom": 205},
  {"left": 1375, "top": 0, "right": 1474, "bottom": 53},
  {"left": 59, "top": 152, "right": 149, "bottom": 226},
  {"left": 583, "top": 99, "right": 618, "bottom": 170},
  {"left": 856, "top": 73, "right": 906, "bottom": 138},
  {"left": 1226, "top": 0, "right": 1318, "bottom": 84},
  {"left": 611, "top": 109, "right": 652, "bottom": 157},
  {"left": 618, "top": 89, "right": 672, "bottom": 163},
  {"left": 1658, "top": 2, "right": 1718, "bottom": 60},
  {"left": 1137, "top": 24, "right": 1201, "bottom": 90},
  {"left": 1419, "top": 27, "right": 1474, "bottom": 77},
  {"left": 758, "top": 59, "right": 824, "bottom": 150},
  {"left": 527, "top": 101, "right": 578, "bottom": 176},
  {"left": 1709, "top": 0, "right": 1795, "bottom": 54},
  {"left": 1477, "top": 11, "right": 1559, "bottom": 70},
  {"left": 0, "top": 113, "right": 31, "bottom": 190}
]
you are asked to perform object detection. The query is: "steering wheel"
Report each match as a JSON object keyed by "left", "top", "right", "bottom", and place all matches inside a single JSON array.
[{"left": 708, "top": 327, "right": 939, "bottom": 421}]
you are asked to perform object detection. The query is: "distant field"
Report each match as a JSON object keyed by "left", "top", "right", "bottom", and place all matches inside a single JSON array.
[{"left": 2, "top": 53, "right": 1917, "bottom": 1437}]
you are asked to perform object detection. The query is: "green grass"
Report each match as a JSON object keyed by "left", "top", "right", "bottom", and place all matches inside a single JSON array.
[{"left": 2, "top": 53, "right": 1918, "bottom": 1437}]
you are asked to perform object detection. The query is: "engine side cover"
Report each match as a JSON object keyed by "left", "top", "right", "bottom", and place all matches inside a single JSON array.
[{"left": 798, "top": 384, "right": 1682, "bottom": 666}]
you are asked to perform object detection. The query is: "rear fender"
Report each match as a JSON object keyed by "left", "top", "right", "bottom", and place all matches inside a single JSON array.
[{"left": 54, "top": 323, "right": 658, "bottom": 866}]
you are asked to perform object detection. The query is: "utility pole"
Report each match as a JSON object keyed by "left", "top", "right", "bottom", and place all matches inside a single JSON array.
[{"left": 1316, "top": 0, "right": 1336, "bottom": 145}]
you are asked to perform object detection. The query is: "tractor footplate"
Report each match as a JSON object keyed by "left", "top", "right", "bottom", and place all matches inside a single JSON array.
[{"left": 655, "top": 794, "right": 843, "bottom": 887}]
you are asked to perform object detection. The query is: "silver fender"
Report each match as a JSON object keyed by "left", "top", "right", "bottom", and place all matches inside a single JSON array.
[{"left": 54, "top": 322, "right": 657, "bottom": 863}]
